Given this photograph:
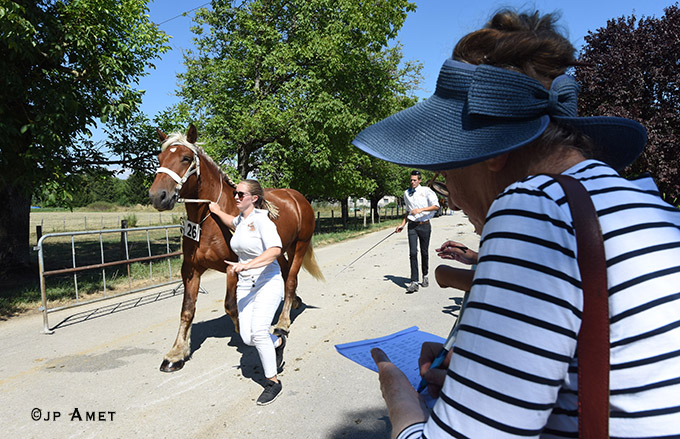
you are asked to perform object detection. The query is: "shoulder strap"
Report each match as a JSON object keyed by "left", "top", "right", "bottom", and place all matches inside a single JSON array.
[{"left": 551, "top": 174, "right": 610, "bottom": 439}]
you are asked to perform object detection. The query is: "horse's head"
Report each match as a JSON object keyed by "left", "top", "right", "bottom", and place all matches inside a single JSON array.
[
  {"left": 427, "top": 172, "right": 449, "bottom": 198},
  {"left": 149, "top": 124, "right": 201, "bottom": 211}
]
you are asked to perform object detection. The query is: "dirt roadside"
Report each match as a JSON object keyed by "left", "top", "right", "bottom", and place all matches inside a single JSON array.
[{"left": 0, "top": 211, "right": 476, "bottom": 439}]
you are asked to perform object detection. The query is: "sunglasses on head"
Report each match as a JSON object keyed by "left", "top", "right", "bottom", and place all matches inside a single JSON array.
[{"left": 233, "top": 190, "right": 249, "bottom": 199}]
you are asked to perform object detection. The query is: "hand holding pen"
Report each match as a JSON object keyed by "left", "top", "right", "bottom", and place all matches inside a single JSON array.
[
  {"left": 416, "top": 329, "right": 456, "bottom": 395},
  {"left": 435, "top": 240, "right": 478, "bottom": 265}
]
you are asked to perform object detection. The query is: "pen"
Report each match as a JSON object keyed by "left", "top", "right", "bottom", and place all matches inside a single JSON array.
[
  {"left": 417, "top": 290, "right": 470, "bottom": 393},
  {"left": 437, "top": 243, "right": 468, "bottom": 254}
]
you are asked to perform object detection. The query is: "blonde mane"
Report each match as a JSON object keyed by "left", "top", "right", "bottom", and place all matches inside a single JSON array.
[
  {"left": 161, "top": 131, "right": 237, "bottom": 189},
  {"left": 161, "top": 131, "right": 278, "bottom": 219}
]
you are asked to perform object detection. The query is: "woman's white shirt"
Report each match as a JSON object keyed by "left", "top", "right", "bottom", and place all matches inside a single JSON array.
[{"left": 231, "top": 208, "right": 282, "bottom": 279}]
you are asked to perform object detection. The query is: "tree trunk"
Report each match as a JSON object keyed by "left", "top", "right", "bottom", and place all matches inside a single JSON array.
[
  {"left": 237, "top": 141, "right": 252, "bottom": 179},
  {"left": 341, "top": 198, "right": 349, "bottom": 228},
  {"left": 0, "top": 182, "right": 32, "bottom": 278},
  {"left": 370, "top": 197, "right": 381, "bottom": 223}
]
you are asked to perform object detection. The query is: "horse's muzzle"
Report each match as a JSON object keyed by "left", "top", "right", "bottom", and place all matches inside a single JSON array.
[{"left": 149, "top": 188, "right": 177, "bottom": 211}]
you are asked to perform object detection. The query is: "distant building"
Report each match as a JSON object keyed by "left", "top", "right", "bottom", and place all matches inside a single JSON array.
[
  {"left": 347, "top": 196, "right": 398, "bottom": 208},
  {"left": 378, "top": 195, "right": 397, "bottom": 207}
]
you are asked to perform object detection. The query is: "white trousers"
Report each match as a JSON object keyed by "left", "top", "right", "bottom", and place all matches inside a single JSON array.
[{"left": 237, "top": 272, "right": 284, "bottom": 379}]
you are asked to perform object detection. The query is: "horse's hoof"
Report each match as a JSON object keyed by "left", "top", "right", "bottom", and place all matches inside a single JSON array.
[
  {"left": 273, "top": 328, "right": 289, "bottom": 337},
  {"left": 160, "top": 358, "right": 185, "bottom": 372},
  {"left": 293, "top": 295, "right": 303, "bottom": 309}
]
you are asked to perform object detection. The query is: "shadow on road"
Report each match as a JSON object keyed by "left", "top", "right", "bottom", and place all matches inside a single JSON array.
[
  {"left": 190, "top": 314, "right": 265, "bottom": 384},
  {"left": 383, "top": 274, "right": 411, "bottom": 288},
  {"left": 50, "top": 286, "right": 185, "bottom": 331},
  {"left": 191, "top": 314, "right": 237, "bottom": 353},
  {"left": 442, "top": 295, "right": 463, "bottom": 317},
  {"left": 188, "top": 298, "right": 319, "bottom": 386},
  {"left": 327, "top": 408, "right": 391, "bottom": 438}
]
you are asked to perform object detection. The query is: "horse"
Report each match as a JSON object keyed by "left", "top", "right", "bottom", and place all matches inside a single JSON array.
[
  {"left": 149, "top": 124, "right": 324, "bottom": 372},
  {"left": 428, "top": 173, "right": 453, "bottom": 215}
]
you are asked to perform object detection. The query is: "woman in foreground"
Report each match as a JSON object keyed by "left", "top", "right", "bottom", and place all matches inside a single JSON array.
[{"left": 353, "top": 9, "right": 680, "bottom": 438}]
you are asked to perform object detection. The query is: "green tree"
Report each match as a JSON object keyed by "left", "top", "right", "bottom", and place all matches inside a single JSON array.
[
  {"left": 576, "top": 4, "right": 680, "bottom": 202},
  {"left": 0, "top": 0, "right": 169, "bottom": 274},
  {"left": 122, "top": 170, "right": 153, "bottom": 206},
  {"left": 362, "top": 159, "right": 408, "bottom": 222},
  {"left": 179, "top": 0, "right": 421, "bottom": 214}
]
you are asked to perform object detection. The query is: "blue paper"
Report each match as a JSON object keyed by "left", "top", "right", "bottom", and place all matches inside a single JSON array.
[{"left": 335, "top": 326, "right": 445, "bottom": 390}]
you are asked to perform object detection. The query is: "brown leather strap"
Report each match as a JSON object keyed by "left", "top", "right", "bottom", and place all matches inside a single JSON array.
[{"left": 552, "top": 174, "right": 610, "bottom": 438}]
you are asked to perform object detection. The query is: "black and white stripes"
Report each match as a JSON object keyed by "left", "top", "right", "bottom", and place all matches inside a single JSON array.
[{"left": 399, "top": 160, "right": 680, "bottom": 439}]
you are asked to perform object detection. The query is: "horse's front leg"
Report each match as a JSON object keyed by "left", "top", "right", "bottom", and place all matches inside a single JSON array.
[
  {"left": 224, "top": 266, "right": 239, "bottom": 333},
  {"left": 160, "top": 262, "right": 201, "bottom": 372}
]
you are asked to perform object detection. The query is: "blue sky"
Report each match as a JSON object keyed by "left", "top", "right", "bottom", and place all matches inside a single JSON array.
[{"left": 137, "top": 0, "right": 674, "bottom": 122}]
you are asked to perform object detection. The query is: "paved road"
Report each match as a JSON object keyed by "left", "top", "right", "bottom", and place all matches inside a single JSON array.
[{"left": 0, "top": 212, "right": 476, "bottom": 439}]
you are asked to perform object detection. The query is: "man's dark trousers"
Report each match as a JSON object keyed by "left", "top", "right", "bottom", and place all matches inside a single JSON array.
[{"left": 407, "top": 221, "right": 431, "bottom": 282}]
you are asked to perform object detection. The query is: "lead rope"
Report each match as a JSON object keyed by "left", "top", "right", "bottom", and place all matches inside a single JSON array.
[{"left": 197, "top": 175, "right": 222, "bottom": 225}]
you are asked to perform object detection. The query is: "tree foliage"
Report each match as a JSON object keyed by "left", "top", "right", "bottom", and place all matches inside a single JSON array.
[
  {"left": 575, "top": 4, "right": 680, "bottom": 201},
  {"left": 0, "top": 0, "right": 169, "bottom": 271},
  {"left": 178, "top": 0, "right": 421, "bottom": 202},
  {"left": 33, "top": 171, "right": 154, "bottom": 207}
]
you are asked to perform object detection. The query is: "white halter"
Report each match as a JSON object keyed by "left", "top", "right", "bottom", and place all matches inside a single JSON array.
[
  {"left": 155, "top": 142, "right": 223, "bottom": 211},
  {"left": 156, "top": 142, "right": 201, "bottom": 193}
]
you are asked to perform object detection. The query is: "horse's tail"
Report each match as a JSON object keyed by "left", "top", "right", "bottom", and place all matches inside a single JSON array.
[
  {"left": 302, "top": 243, "right": 325, "bottom": 282},
  {"left": 263, "top": 199, "right": 280, "bottom": 220}
]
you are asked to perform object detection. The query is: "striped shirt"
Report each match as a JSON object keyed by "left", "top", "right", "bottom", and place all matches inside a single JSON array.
[{"left": 398, "top": 160, "right": 680, "bottom": 439}]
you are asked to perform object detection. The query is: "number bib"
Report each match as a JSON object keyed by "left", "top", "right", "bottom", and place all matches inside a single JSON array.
[{"left": 181, "top": 218, "right": 201, "bottom": 242}]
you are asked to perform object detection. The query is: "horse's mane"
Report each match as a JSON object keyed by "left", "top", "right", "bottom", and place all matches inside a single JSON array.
[
  {"left": 162, "top": 131, "right": 279, "bottom": 219},
  {"left": 162, "top": 132, "right": 237, "bottom": 189}
]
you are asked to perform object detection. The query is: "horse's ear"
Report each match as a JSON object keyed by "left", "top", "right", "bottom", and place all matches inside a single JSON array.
[
  {"left": 156, "top": 128, "right": 167, "bottom": 142},
  {"left": 187, "top": 124, "right": 197, "bottom": 144}
]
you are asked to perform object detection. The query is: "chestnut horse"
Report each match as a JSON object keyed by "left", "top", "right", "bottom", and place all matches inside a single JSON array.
[{"left": 149, "top": 125, "right": 324, "bottom": 372}]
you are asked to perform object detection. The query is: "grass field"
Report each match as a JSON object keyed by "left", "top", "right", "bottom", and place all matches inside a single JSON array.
[{"left": 29, "top": 206, "right": 181, "bottom": 245}]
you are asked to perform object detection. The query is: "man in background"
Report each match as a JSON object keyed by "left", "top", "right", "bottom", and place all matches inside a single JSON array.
[{"left": 395, "top": 170, "right": 439, "bottom": 293}]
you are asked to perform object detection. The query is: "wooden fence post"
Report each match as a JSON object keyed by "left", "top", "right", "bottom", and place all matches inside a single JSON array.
[
  {"left": 120, "top": 220, "right": 128, "bottom": 260},
  {"left": 120, "top": 219, "right": 130, "bottom": 279}
]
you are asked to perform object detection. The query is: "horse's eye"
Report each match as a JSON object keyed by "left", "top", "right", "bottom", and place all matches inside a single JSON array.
[{"left": 182, "top": 156, "right": 192, "bottom": 163}]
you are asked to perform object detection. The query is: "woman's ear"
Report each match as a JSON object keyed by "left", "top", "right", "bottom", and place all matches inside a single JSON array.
[{"left": 485, "top": 153, "right": 510, "bottom": 172}]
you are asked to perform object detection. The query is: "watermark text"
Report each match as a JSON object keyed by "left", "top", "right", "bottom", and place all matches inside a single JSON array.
[{"left": 31, "top": 408, "right": 116, "bottom": 422}]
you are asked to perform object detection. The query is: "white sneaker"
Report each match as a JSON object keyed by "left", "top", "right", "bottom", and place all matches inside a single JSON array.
[
  {"left": 406, "top": 281, "right": 419, "bottom": 293},
  {"left": 422, "top": 276, "right": 429, "bottom": 288}
]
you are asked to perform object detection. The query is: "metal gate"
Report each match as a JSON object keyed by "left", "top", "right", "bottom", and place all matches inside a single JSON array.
[{"left": 36, "top": 224, "right": 184, "bottom": 333}]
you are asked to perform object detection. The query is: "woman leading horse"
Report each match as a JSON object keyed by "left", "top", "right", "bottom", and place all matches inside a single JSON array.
[{"left": 149, "top": 124, "right": 324, "bottom": 372}]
